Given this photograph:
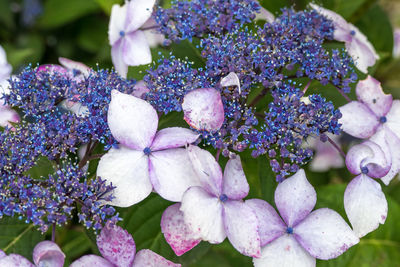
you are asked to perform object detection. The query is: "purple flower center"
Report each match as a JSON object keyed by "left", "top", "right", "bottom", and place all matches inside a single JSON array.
[
  {"left": 361, "top": 166, "right": 369, "bottom": 174},
  {"left": 286, "top": 227, "right": 293, "bottom": 234},
  {"left": 350, "top": 30, "right": 356, "bottom": 36},
  {"left": 379, "top": 116, "right": 387, "bottom": 123},
  {"left": 219, "top": 194, "right": 228, "bottom": 202},
  {"left": 143, "top": 147, "right": 152, "bottom": 156},
  {"left": 119, "top": 30, "right": 125, "bottom": 37}
]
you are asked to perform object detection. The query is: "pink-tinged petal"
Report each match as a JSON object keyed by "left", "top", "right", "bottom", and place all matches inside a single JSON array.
[
  {"left": 125, "top": 0, "right": 156, "bottom": 33},
  {"left": 182, "top": 88, "right": 225, "bottom": 132},
  {"left": 187, "top": 145, "right": 223, "bottom": 196},
  {"left": 122, "top": 30, "right": 152, "bottom": 66},
  {"left": 253, "top": 235, "right": 315, "bottom": 267},
  {"left": 180, "top": 186, "right": 226, "bottom": 243},
  {"left": 70, "top": 255, "right": 114, "bottom": 267},
  {"left": 386, "top": 100, "right": 400, "bottom": 140},
  {"left": 394, "top": 28, "right": 400, "bottom": 58},
  {"left": 108, "top": 90, "right": 158, "bottom": 149},
  {"left": 132, "top": 249, "right": 180, "bottom": 267},
  {"left": 36, "top": 64, "right": 67, "bottom": 75},
  {"left": 0, "top": 250, "right": 5, "bottom": 259},
  {"left": 356, "top": 76, "right": 392, "bottom": 117},
  {"left": 0, "top": 254, "right": 34, "bottom": 267},
  {"left": 220, "top": 72, "right": 241, "bottom": 94},
  {"left": 58, "top": 57, "right": 90, "bottom": 76},
  {"left": 32, "top": 241, "right": 65, "bottom": 267},
  {"left": 275, "top": 169, "right": 316, "bottom": 227},
  {"left": 255, "top": 7, "right": 275, "bottom": 23},
  {"left": 108, "top": 3, "right": 127, "bottom": 45},
  {"left": 161, "top": 203, "right": 201, "bottom": 256},
  {"left": 97, "top": 147, "right": 152, "bottom": 207},
  {"left": 150, "top": 127, "right": 199, "bottom": 151},
  {"left": 344, "top": 174, "right": 387, "bottom": 238},
  {"left": 222, "top": 156, "right": 249, "bottom": 200},
  {"left": 223, "top": 201, "right": 261, "bottom": 257},
  {"left": 133, "top": 80, "right": 149, "bottom": 98},
  {"left": 149, "top": 148, "right": 201, "bottom": 202},
  {"left": 339, "top": 101, "right": 379, "bottom": 138},
  {"left": 346, "top": 25, "right": 379, "bottom": 74},
  {"left": 294, "top": 208, "right": 359, "bottom": 260},
  {"left": 97, "top": 224, "right": 136, "bottom": 267},
  {"left": 245, "top": 199, "right": 286, "bottom": 246},
  {"left": 309, "top": 135, "right": 344, "bottom": 172},
  {"left": 111, "top": 39, "right": 128, "bottom": 78},
  {"left": 0, "top": 107, "right": 20, "bottom": 128}
]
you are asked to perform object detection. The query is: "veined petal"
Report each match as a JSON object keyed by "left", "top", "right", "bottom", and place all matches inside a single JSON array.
[
  {"left": 245, "top": 199, "right": 286, "bottom": 246},
  {"left": 180, "top": 186, "right": 226, "bottom": 243},
  {"left": 386, "top": 100, "right": 400, "bottom": 140},
  {"left": 132, "top": 249, "right": 180, "bottom": 267},
  {"left": 344, "top": 174, "right": 387, "bottom": 238},
  {"left": 182, "top": 88, "right": 225, "bottom": 132},
  {"left": 150, "top": 127, "right": 199, "bottom": 151},
  {"left": 161, "top": 203, "right": 201, "bottom": 256},
  {"left": 222, "top": 155, "right": 249, "bottom": 200},
  {"left": 339, "top": 101, "right": 379, "bottom": 138},
  {"left": 32, "top": 241, "right": 65, "bottom": 267},
  {"left": 96, "top": 224, "right": 136, "bottom": 267},
  {"left": 111, "top": 39, "right": 128, "bottom": 78},
  {"left": 253, "top": 235, "right": 315, "bottom": 267},
  {"left": 108, "top": 3, "right": 127, "bottom": 45},
  {"left": 220, "top": 72, "right": 241, "bottom": 94},
  {"left": 122, "top": 30, "right": 152, "bottom": 66},
  {"left": 97, "top": 147, "right": 152, "bottom": 207},
  {"left": 149, "top": 148, "right": 201, "bottom": 202},
  {"left": 356, "top": 76, "right": 392, "bottom": 117},
  {"left": 294, "top": 208, "right": 359, "bottom": 260},
  {"left": 125, "top": 0, "right": 156, "bottom": 33},
  {"left": 223, "top": 201, "right": 261, "bottom": 257},
  {"left": 0, "top": 254, "right": 34, "bottom": 267},
  {"left": 108, "top": 90, "right": 158, "bottom": 150},
  {"left": 275, "top": 169, "right": 316, "bottom": 227},
  {"left": 70, "top": 255, "right": 113, "bottom": 267}
]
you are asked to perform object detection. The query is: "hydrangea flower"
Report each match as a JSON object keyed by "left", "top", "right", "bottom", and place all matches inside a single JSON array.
[
  {"left": 0, "top": 241, "right": 65, "bottom": 267},
  {"left": 248, "top": 169, "right": 359, "bottom": 266},
  {"left": 339, "top": 75, "right": 400, "bottom": 184},
  {"left": 108, "top": 0, "right": 155, "bottom": 77},
  {"left": 97, "top": 90, "right": 200, "bottom": 207},
  {"left": 306, "top": 134, "right": 344, "bottom": 172},
  {"left": 310, "top": 3, "right": 379, "bottom": 73},
  {"left": 179, "top": 146, "right": 262, "bottom": 257},
  {"left": 344, "top": 140, "right": 389, "bottom": 237},
  {"left": 70, "top": 223, "right": 180, "bottom": 267}
]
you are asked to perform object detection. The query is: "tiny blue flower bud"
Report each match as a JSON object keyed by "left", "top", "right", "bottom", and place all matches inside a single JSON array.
[
  {"left": 143, "top": 147, "right": 152, "bottom": 156},
  {"left": 219, "top": 194, "right": 228, "bottom": 202},
  {"left": 286, "top": 227, "right": 293, "bottom": 234}
]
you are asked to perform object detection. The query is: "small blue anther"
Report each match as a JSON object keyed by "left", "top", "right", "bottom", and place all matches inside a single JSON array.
[
  {"left": 379, "top": 116, "right": 387, "bottom": 123},
  {"left": 286, "top": 227, "right": 293, "bottom": 234},
  {"left": 72, "top": 69, "right": 81, "bottom": 77},
  {"left": 119, "top": 30, "right": 125, "bottom": 37},
  {"left": 219, "top": 194, "right": 228, "bottom": 202},
  {"left": 143, "top": 147, "right": 151, "bottom": 156},
  {"left": 361, "top": 166, "right": 369, "bottom": 174},
  {"left": 350, "top": 30, "right": 356, "bottom": 36}
]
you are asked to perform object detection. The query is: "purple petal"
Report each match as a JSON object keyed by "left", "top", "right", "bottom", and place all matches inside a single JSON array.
[
  {"left": 187, "top": 145, "right": 223, "bottom": 196},
  {"left": 255, "top": 7, "right": 275, "bottom": 23},
  {"left": 142, "top": 18, "right": 165, "bottom": 48},
  {"left": 97, "top": 147, "right": 152, "bottom": 207},
  {"left": 149, "top": 148, "right": 201, "bottom": 202},
  {"left": 180, "top": 186, "right": 226, "bottom": 243},
  {"left": 394, "top": 28, "right": 400, "bottom": 57},
  {"left": 124, "top": 0, "right": 156, "bottom": 33},
  {"left": 111, "top": 39, "right": 128, "bottom": 78},
  {"left": 294, "top": 208, "right": 359, "bottom": 260},
  {"left": 344, "top": 174, "right": 387, "bottom": 238},
  {"left": 275, "top": 169, "right": 316, "bottom": 227},
  {"left": 220, "top": 72, "right": 241, "bottom": 94},
  {"left": 96, "top": 224, "right": 136, "bottom": 267},
  {"left": 0, "top": 254, "right": 34, "bottom": 267},
  {"left": 222, "top": 201, "right": 261, "bottom": 257},
  {"left": 253, "top": 235, "right": 315, "bottom": 267},
  {"left": 356, "top": 76, "right": 392, "bottom": 117},
  {"left": 222, "top": 155, "right": 249, "bottom": 200},
  {"left": 309, "top": 135, "right": 344, "bottom": 172},
  {"left": 32, "top": 241, "right": 65, "bottom": 267},
  {"left": 108, "top": 3, "right": 127, "bottom": 45},
  {"left": 245, "top": 199, "right": 286, "bottom": 246},
  {"left": 58, "top": 57, "right": 90, "bottom": 76},
  {"left": 108, "top": 90, "right": 158, "bottom": 149},
  {"left": 386, "top": 100, "right": 400, "bottom": 140},
  {"left": 122, "top": 30, "right": 152, "bottom": 66},
  {"left": 161, "top": 203, "right": 201, "bottom": 256},
  {"left": 150, "top": 127, "right": 199, "bottom": 151},
  {"left": 133, "top": 80, "right": 149, "bottom": 98},
  {"left": 132, "top": 249, "right": 181, "bottom": 267},
  {"left": 36, "top": 64, "right": 67, "bottom": 75},
  {"left": 70, "top": 255, "right": 114, "bottom": 267},
  {"left": 182, "top": 88, "right": 225, "bottom": 132},
  {"left": 339, "top": 101, "right": 379, "bottom": 138}
]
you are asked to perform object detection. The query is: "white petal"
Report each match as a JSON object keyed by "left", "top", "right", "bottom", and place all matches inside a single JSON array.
[
  {"left": 33, "top": 241, "right": 65, "bottom": 267},
  {"left": 111, "top": 40, "right": 128, "bottom": 78},
  {"left": 222, "top": 155, "right": 249, "bottom": 200},
  {"left": 253, "top": 235, "right": 315, "bottom": 267},
  {"left": 0, "top": 45, "right": 12, "bottom": 79},
  {"left": 70, "top": 255, "right": 113, "bottom": 267},
  {"left": 255, "top": 7, "right": 275, "bottom": 23},
  {"left": 108, "top": 3, "right": 127, "bottom": 45},
  {"left": 344, "top": 174, "right": 387, "bottom": 238},
  {"left": 58, "top": 57, "right": 91, "bottom": 76},
  {"left": 0, "top": 254, "right": 34, "bottom": 267},
  {"left": 0, "top": 107, "right": 19, "bottom": 128},
  {"left": 97, "top": 147, "right": 152, "bottom": 207},
  {"left": 386, "top": 100, "right": 400, "bottom": 140},
  {"left": 220, "top": 72, "right": 241, "bottom": 94},
  {"left": 122, "top": 30, "right": 152, "bottom": 66},
  {"left": 180, "top": 187, "right": 226, "bottom": 243},
  {"left": 108, "top": 90, "right": 158, "bottom": 150},
  {"left": 125, "top": 0, "right": 156, "bottom": 33},
  {"left": 150, "top": 127, "right": 199, "bottom": 151},
  {"left": 132, "top": 249, "right": 180, "bottom": 267}
]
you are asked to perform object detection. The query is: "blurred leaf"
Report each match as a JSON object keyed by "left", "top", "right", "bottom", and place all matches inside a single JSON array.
[
  {"left": 0, "top": 0, "right": 14, "bottom": 30},
  {"left": 23, "top": 156, "right": 55, "bottom": 180},
  {"left": 316, "top": 0, "right": 371, "bottom": 19},
  {"left": 94, "top": 0, "right": 123, "bottom": 15},
  {"left": 3, "top": 46, "right": 35, "bottom": 69},
  {"left": 77, "top": 17, "right": 108, "bottom": 53},
  {"left": 260, "top": 0, "right": 291, "bottom": 14},
  {"left": 38, "top": 0, "right": 100, "bottom": 29},
  {"left": 0, "top": 218, "right": 44, "bottom": 261},
  {"left": 59, "top": 229, "right": 94, "bottom": 265}
]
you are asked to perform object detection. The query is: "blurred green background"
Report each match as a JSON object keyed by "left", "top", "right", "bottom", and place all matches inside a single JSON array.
[{"left": 1, "top": 0, "right": 400, "bottom": 266}]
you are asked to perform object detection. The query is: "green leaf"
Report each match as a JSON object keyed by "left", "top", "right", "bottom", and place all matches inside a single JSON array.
[
  {"left": 59, "top": 229, "right": 94, "bottom": 265},
  {"left": 94, "top": 0, "right": 123, "bottom": 15},
  {"left": 0, "top": 218, "right": 44, "bottom": 261},
  {"left": 77, "top": 17, "right": 108, "bottom": 53},
  {"left": 23, "top": 156, "right": 55, "bottom": 180}
]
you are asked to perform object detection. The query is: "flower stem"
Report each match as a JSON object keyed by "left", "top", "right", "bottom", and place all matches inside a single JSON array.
[{"left": 327, "top": 135, "right": 346, "bottom": 158}]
